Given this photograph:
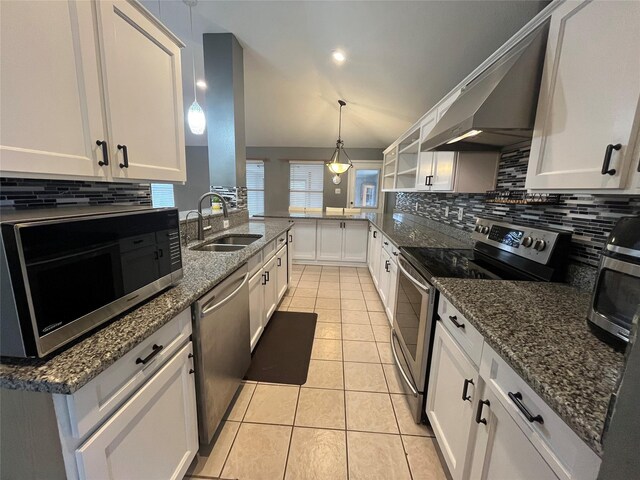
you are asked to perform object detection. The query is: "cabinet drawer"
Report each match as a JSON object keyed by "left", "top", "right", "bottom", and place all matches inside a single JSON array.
[
  {"left": 62, "top": 308, "right": 192, "bottom": 440},
  {"left": 480, "top": 344, "right": 601, "bottom": 480},
  {"left": 262, "top": 239, "right": 277, "bottom": 262},
  {"left": 437, "top": 295, "right": 484, "bottom": 367},
  {"left": 248, "top": 251, "right": 263, "bottom": 278},
  {"left": 381, "top": 235, "right": 396, "bottom": 258}
]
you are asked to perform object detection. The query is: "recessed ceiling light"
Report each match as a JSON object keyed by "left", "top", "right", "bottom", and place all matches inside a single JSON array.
[
  {"left": 332, "top": 50, "right": 346, "bottom": 64},
  {"left": 196, "top": 80, "right": 207, "bottom": 89}
]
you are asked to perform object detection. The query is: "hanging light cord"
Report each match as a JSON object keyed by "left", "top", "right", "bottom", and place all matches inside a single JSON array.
[{"left": 189, "top": 3, "right": 197, "bottom": 102}]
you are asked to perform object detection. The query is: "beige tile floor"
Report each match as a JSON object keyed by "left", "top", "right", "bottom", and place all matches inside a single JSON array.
[{"left": 185, "top": 265, "right": 447, "bottom": 480}]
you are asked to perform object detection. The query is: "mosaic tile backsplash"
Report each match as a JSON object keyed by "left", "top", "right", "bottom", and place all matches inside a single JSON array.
[
  {"left": 0, "top": 177, "right": 151, "bottom": 208},
  {"left": 395, "top": 146, "right": 640, "bottom": 267}
]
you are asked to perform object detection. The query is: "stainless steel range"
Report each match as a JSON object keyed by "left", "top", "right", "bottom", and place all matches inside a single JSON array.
[{"left": 392, "top": 218, "right": 572, "bottom": 423}]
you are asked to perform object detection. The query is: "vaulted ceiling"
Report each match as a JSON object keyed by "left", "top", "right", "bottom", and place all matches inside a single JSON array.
[{"left": 141, "top": 1, "right": 546, "bottom": 148}]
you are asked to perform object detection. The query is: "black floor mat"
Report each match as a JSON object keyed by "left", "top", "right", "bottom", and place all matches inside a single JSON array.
[{"left": 244, "top": 311, "right": 317, "bottom": 385}]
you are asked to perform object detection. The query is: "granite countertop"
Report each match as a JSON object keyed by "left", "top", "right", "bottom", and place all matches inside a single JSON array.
[
  {"left": 432, "top": 278, "right": 625, "bottom": 455},
  {"left": 256, "top": 212, "right": 469, "bottom": 249},
  {"left": 0, "top": 219, "right": 292, "bottom": 395}
]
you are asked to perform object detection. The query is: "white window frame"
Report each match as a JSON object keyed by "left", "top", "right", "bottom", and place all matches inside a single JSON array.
[
  {"left": 246, "top": 159, "right": 265, "bottom": 217},
  {"left": 289, "top": 161, "right": 324, "bottom": 209}
]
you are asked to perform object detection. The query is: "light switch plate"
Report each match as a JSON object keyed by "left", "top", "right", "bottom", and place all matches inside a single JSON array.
[
  {"left": 223, "top": 219, "right": 230, "bottom": 229},
  {"left": 457, "top": 207, "right": 463, "bottom": 221},
  {"left": 335, "top": 188, "right": 341, "bottom": 194}
]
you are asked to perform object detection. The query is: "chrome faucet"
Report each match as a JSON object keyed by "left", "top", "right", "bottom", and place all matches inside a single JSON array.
[
  {"left": 197, "top": 191, "right": 229, "bottom": 241},
  {"left": 183, "top": 210, "right": 203, "bottom": 246}
]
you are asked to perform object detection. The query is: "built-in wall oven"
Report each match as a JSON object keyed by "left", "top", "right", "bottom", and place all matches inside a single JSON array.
[
  {"left": 392, "top": 219, "right": 571, "bottom": 423},
  {"left": 0, "top": 206, "right": 183, "bottom": 358}
]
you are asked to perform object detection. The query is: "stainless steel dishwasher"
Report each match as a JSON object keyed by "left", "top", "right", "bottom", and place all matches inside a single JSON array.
[{"left": 192, "top": 264, "right": 250, "bottom": 446}]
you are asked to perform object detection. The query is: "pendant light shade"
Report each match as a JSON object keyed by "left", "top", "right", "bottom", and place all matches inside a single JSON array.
[
  {"left": 326, "top": 100, "right": 352, "bottom": 175},
  {"left": 185, "top": 0, "right": 205, "bottom": 135},
  {"left": 188, "top": 100, "right": 206, "bottom": 135}
]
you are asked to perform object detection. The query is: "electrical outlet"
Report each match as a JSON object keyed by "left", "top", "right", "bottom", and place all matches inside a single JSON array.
[
  {"left": 223, "top": 219, "right": 230, "bottom": 229},
  {"left": 415, "top": 202, "right": 419, "bottom": 212},
  {"left": 444, "top": 206, "right": 449, "bottom": 217},
  {"left": 457, "top": 207, "right": 464, "bottom": 221}
]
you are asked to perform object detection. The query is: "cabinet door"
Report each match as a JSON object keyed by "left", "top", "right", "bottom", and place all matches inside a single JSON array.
[
  {"left": 76, "top": 342, "right": 197, "bottom": 480},
  {"left": 416, "top": 111, "right": 437, "bottom": 191},
  {"left": 96, "top": 1, "right": 186, "bottom": 182},
  {"left": 526, "top": 0, "right": 640, "bottom": 190},
  {"left": 370, "top": 229, "right": 382, "bottom": 288},
  {"left": 378, "top": 249, "right": 391, "bottom": 306},
  {"left": 0, "top": 0, "right": 108, "bottom": 180},
  {"left": 426, "top": 322, "right": 478, "bottom": 480},
  {"left": 386, "top": 257, "right": 398, "bottom": 325},
  {"left": 342, "top": 221, "right": 369, "bottom": 262},
  {"left": 291, "top": 220, "right": 317, "bottom": 261},
  {"left": 263, "top": 256, "right": 278, "bottom": 324},
  {"left": 249, "top": 270, "right": 265, "bottom": 351},
  {"left": 275, "top": 246, "right": 288, "bottom": 301},
  {"left": 316, "top": 220, "right": 343, "bottom": 261},
  {"left": 468, "top": 388, "right": 559, "bottom": 480},
  {"left": 431, "top": 95, "right": 458, "bottom": 192}
]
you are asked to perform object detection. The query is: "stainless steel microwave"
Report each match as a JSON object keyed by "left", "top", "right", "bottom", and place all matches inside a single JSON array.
[{"left": 0, "top": 206, "right": 183, "bottom": 358}]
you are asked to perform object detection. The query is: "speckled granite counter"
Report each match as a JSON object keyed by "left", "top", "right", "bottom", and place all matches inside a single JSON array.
[
  {"left": 255, "top": 212, "right": 469, "bottom": 249},
  {"left": 0, "top": 220, "right": 292, "bottom": 394},
  {"left": 432, "top": 278, "right": 625, "bottom": 454}
]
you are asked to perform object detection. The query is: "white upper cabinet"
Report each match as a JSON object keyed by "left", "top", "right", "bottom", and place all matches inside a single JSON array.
[
  {"left": 0, "top": 0, "right": 108, "bottom": 180},
  {"left": 526, "top": 0, "right": 640, "bottom": 191},
  {"left": 97, "top": 0, "right": 186, "bottom": 182},
  {"left": 430, "top": 94, "right": 458, "bottom": 192},
  {"left": 0, "top": 0, "right": 186, "bottom": 183},
  {"left": 416, "top": 111, "right": 438, "bottom": 191}
]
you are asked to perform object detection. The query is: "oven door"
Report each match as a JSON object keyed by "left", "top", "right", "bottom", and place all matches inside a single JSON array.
[
  {"left": 392, "top": 256, "right": 436, "bottom": 399},
  {"left": 589, "top": 256, "right": 640, "bottom": 341}
]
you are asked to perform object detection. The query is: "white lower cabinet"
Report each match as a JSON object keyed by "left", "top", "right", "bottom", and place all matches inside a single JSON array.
[
  {"left": 263, "top": 255, "right": 278, "bottom": 324},
  {"left": 248, "top": 240, "right": 291, "bottom": 351},
  {"left": 275, "top": 245, "right": 288, "bottom": 301},
  {"left": 386, "top": 256, "right": 398, "bottom": 323},
  {"left": 368, "top": 226, "right": 382, "bottom": 287},
  {"left": 316, "top": 220, "right": 369, "bottom": 263},
  {"left": 291, "top": 220, "right": 317, "bottom": 261},
  {"left": 467, "top": 387, "right": 558, "bottom": 480},
  {"left": 378, "top": 249, "right": 391, "bottom": 306},
  {"left": 75, "top": 342, "right": 198, "bottom": 480},
  {"left": 428, "top": 294, "right": 602, "bottom": 480},
  {"left": 249, "top": 269, "right": 265, "bottom": 351},
  {"left": 426, "top": 322, "right": 479, "bottom": 480}
]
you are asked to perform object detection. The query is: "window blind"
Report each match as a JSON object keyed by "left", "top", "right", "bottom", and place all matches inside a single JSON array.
[
  {"left": 150, "top": 183, "right": 175, "bottom": 208},
  {"left": 289, "top": 163, "right": 324, "bottom": 208},
  {"left": 246, "top": 161, "right": 265, "bottom": 216}
]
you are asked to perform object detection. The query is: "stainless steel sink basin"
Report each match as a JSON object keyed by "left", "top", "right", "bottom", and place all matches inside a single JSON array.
[
  {"left": 189, "top": 234, "right": 263, "bottom": 252},
  {"left": 191, "top": 244, "right": 246, "bottom": 252},
  {"left": 211, "top": 234, "right": 262, "bottom": 246}
]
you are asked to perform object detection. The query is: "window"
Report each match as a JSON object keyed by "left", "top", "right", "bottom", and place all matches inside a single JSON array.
[
  {"left": 246, "top": 160, "right": 265, "bottom": 216},
  {"left": 289, "top": 162, "right": 324, "bottom": 209},
  {"left": 353, "top": 169, "right": 380, "bottom": 208},
  {"left": 150, "top": 184, "right": 175, "bottom": 208}
]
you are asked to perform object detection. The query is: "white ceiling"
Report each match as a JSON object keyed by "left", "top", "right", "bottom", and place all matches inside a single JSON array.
[{"left": 141, "top": 1, "right": 546, "bottom": 149}]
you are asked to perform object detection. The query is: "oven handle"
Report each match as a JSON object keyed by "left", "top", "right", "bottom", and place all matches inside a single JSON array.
[
  {"left": 398, "top": 260, "right": 430, "bottom": 293},
  {"left": 390, "top": 329, "right": 418, "bottom": 397}
]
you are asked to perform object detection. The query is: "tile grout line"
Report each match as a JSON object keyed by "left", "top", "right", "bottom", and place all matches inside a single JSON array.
[
  {"left": 340, "top": 295, "right": 351, "bottom": 480},
  {"left": 281, "top": 386, "right": 301, "bottom": 480}
]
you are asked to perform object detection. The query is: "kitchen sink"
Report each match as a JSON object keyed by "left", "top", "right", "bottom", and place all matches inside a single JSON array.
[
  {"left": 191, "top": 244, "right": 246, "bottom": 252},
  {"left": 210, "top": 234, "right": 262, "bottom": 245},
  {"left": 190, "top": 234, "right": 263, "bottom": 252}
]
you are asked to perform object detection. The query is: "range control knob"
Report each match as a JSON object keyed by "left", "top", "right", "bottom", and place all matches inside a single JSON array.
[
  {"left": 475, "top": 225, "right": 483, "bottom": 232},
  {"left": 521, "top": 236, "right": 534, "bottom": 248},
  {"left": 481, "top": 226, "right": 490, "bottom": 234},
  {"left": 533, "top": 239, "right": 547, "bottom": 251}
]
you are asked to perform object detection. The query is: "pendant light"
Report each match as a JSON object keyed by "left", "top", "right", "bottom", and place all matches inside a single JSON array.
[
  {"left": 185, "top": 0, "right": 205, "bottom": 135},
  {"left": 326, "top": 100, "right": 352, "bottom": 175}
]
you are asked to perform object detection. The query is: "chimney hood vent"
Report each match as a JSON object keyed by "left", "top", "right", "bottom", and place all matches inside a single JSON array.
[{"left": 421, "top": 23, "right": 549, "bottom": 152}]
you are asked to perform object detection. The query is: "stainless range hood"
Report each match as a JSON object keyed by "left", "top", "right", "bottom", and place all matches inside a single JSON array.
[{"left": 421, "top": 23, "right": 549, "bottom": 152}]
